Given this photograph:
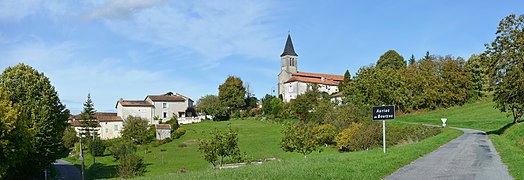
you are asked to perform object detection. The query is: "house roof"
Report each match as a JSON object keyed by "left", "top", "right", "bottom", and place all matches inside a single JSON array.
[
  {"left": 155, "top": 124, "right": 172, "bottom": 129},
  {"left": 280, "top": 34, "right": 298, "bottom": 57},
  {"left": 69, "top": 112, "right": 123, "bottom": 122},
  {"left": 146, "top": 95, "right": 186, "bottom": 102},
  {"left": 285, "top": 76, "right": 340, "bottom": 86},
  {"left": 291, "top": 72, "right": 344, "bottom": 81},
  {"left": 118, "top": 100, "right": 154, "bottom": 107}
]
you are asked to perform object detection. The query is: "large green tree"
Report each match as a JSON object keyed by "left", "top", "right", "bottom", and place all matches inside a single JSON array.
[
  {"left": 218, "top": 76, "right": 246, "bottom": 113},
  {"left": 196, "top": 94, "right": 229, "bottom": 120},
  {"left": 484, "top": 14, "right": 524, "bottom": 123},
  {"left": 122, "top": 116, "right": 149, "bottom": 144},
  {"left": 0, "top": 88, "right": 29, "bottom": 178},
  {"left": 376, "top": 50, "right": 406, "bottom": 69},
  {"left": 0, "top": 64, "right": 69, "bottom": 179}
]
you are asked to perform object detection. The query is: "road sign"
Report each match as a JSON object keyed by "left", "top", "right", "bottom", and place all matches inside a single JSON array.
[{"left": 372, "top": 105, "right": 395, "bottom": 120}]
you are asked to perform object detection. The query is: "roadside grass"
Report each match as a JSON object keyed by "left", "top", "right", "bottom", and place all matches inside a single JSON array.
[
  {"left": 489, "top": 123, "right": 524, "bottom": 179},
  {"left": 396, "top": 98, "right": 510, "bottom": 132},
  {"left": 133, "top": 128, "right": 462, "bottom": 179}
]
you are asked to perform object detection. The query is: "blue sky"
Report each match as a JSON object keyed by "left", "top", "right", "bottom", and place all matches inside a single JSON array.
[{"left": 0, "top": 0, "right": 523, "bottom": 114}]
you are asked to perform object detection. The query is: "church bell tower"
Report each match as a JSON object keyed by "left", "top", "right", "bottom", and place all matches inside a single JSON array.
[{"left": 278, "top": 34, "right": 298, "bottom": 97}]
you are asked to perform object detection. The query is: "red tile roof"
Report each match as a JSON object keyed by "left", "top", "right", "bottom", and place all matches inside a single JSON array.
[
  {"left": 118, "top": 100, "right": 154, "bottom": 107},
  {"left": 155, "top": 124, "right": 172, "bottom": 129},
  {"left": 146, "top": 95, "right": 186, "bottom": 102},
  {"left": 285, "top": 76, "right": 340, "bottom": 86},
  {"left": 69, "top": 112, "right": 123, "bottom": 122},
  {"left": 291, "top": 72, "right": 344, "bottom": 81}
]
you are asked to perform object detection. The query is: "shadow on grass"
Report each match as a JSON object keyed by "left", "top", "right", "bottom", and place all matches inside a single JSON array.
[
  {"left": 487, "top": 122, "right": 514, "bottom": 135},
  {"left": 86, "top": 163, "right": 119, "bottom": 179}
]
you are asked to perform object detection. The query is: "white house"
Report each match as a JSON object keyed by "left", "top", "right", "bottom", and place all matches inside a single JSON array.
[
  {"left": 278, "top": 34, "right": 344, "bottom": 102},
  {"left": 69, "top": 112, "right": 123, "bottom": 140},
  {"left": 116, "top": 93, "right": 194, "bottom": 124}
]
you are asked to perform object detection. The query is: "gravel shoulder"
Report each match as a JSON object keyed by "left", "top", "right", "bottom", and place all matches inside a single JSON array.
[{"left": 386, "top": 127, "right": 512, "bottom": 180}]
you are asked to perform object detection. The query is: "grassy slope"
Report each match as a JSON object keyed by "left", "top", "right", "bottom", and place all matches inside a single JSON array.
[
  {"left": 136, "top": 128, "right": 461, "bottom": 180},
  {"left": 65, "top": 118, "right": 329, "bottom": 179},
  {"left": 397, "top": 98, "right": 510, "bottom": 132},
  {"left": 489, "top": 123, "right": 524, "bottom": 179}
]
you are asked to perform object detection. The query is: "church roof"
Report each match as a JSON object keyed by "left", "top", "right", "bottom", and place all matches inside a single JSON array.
[
  {"left": 291, "top": 72, "right": 344, "bottom": 81},
  {"left": 280, "top": 34, "right": 298, "bottom": 57}
]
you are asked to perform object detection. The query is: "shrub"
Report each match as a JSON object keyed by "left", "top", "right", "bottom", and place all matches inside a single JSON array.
[
  {"left": 172, "top": 128, "right": 186, "bottom": 139},
  {"left": 159, "top": 137, "right": 172, "bottom": 145},
  {"left": 91, "top": 137, "right": 107, "bottom": 156},
  {"left": 118, "top": 153, "right": 146, "bottom": 178},
  {"left": 62, "top": 126, "right": 78, "bottom": 150},
  {"left": 281, "top": 123, "right": 319, "bottom": 158},
  {"left": 110, "top": 142, "right": 136, "bottom": 160},
  {"left": 198, "top": 127, "right": 243, "bottom": 167},
  {"left": 336, "top": 123, "right": 381, "bottom": 152},
  {"left": 164, "top": 115, "right": 180, "bottom": 130},
  {"left": 313, "top": 124, "right": 338, "bottom": 146}
]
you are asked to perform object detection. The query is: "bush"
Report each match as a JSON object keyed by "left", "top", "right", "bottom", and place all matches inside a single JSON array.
[
  {"left": 110, "top": 142, "right": 136, "bottom": 160},
  {"left": 159, "top": 137, "right": 172, "bottom": 145},
  {"left": 198, "top": 127, "right": 243, "bottom": 167},
  {"left": 147, "top": 125, "right": 157, "bottom": 142},
  {"left": 281, "top": 123, "right": 320, "bottom": 158},
  {"left": 118, "top": 153, "right": 146, "bottom": 178},
  {"left": 91, "top": 137, "right": 107, "bottom": 156},
  {"left": 172, "top": 128, "right": 186, "bottom": 139},
  {"left": 336, "top": 123, "right": 381, "bottom": 152},
  {"left": 164, "top": 115, "right": 180, "bottom": 130},
  {"left": 313, "top": 124, "right": 338, "bottom": 146}
]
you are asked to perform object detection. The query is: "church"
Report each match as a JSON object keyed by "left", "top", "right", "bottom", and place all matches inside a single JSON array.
[{"left": 278, "top": 34, "right": 344, "bottom": 102}]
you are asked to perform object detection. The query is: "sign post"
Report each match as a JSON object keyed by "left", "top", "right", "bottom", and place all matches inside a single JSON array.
[{"left": 372, "top": 105, "right": 395, "bottom": 153}]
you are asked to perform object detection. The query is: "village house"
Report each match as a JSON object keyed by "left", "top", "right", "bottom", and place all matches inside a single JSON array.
[
  {"left": 278, "top": 34, "right": 344, "bottom": 102},
  {"left": 116, "top": 92, "right": 194, "bottom": 124},
  {"left": 69, "top": 112, "right": 123, "bottom": 140}
]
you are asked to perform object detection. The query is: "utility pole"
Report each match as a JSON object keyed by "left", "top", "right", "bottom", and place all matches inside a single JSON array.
[
  {"left": 79, "top": 135, "right": 85, "bottom": 180},
  {"left": 92, "top": 131, "right": 95, "bottom": 165}
]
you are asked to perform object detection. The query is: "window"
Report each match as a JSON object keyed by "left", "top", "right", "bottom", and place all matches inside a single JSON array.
[
  {"left": 162, "top": 102, "right": 167, "bottom": 108},
  {"left": 114, "top": 125, "right": 119, "bottom": 131},
  {"left": 163, "top": 112, "right": 167, "bottom": 118},
  {"left": 105, "top": 128, "right": 108, "bottom": 133}
]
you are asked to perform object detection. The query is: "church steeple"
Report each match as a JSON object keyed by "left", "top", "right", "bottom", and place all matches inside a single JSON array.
[{"left": 280, "top": 34, "right": 298, "bottom": 57}]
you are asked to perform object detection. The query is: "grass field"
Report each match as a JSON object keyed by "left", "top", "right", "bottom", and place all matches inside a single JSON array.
[
  {"left": 135, "top": 128, "right": 461, "bottom": 180},
  {"left": 396, "top": 98, "right": 511, "bottom": 132}
]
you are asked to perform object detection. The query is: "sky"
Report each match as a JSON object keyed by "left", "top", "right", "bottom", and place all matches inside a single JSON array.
[{"left": 0, "top": 0, "right": 523, "bottom": 114}]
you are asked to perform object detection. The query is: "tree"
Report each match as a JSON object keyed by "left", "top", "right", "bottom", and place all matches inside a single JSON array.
[
  {"left": 338, "top": 70, "right": 351, "bottom": 93},
  {"left": 0, "top": 64, "right": 70, "bottom": 179},
  {"left": 80, "top": 93, "right": 99, "bottom": 163},
  {"left": 409, "top": 54, "right": 416, "bottom": 66},
  {"left": 0, "top": 88, "right": 29, "bottom": 178},
  {"left": 484, "top": 14, "right": 524, "bottom": 123},
  {"left": 376, "top": 50, "right": 406, "bottom": 69},
  {"left": 122, "top": 116, "right": 149, "bottom": 144},
  {"left": 62, "top": 126, "right": 78, "bottom": 150},
  {"left": 196, "top": 95, "right": 229, "bottom": 120},
  {"left": 423, "top": 51, "right": 431, "bottom": 60},
  {"left": 289, "top": 85, "right": 321, "bottom": 122},
  {"left": 218, "top": 76, "right": 246, "bottom": 114},
  {"left": 281, "top": 123, "right": 320, "bottom": 158},
  {"left": 198, "top": 127, "right": 243, "bottom": 167}
]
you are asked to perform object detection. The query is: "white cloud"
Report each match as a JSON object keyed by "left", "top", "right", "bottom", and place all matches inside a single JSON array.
[
  {"left": 89, "top": 0, "right": 281, "bottom": 69},
  {"left": 86, "top": 0, "right": 166, "bottom": 20},
  {"left": 0, "top": 41, "right": 202, "bottom": 114}
]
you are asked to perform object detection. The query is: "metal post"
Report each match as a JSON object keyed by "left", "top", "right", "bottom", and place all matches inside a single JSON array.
[
  {"left": 383, "top": 120, "right": 386, "bottom": 153},
  {"left": 92, "top": 131, "right": 95, "bottom": 165},
  {"left": 79, "top": 135, "right": 85, "bottom": 180}
]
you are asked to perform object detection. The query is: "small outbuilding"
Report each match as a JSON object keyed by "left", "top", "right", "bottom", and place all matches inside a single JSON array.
[{"left": 155, "top": 124, "right": 172, "bottom": 140}]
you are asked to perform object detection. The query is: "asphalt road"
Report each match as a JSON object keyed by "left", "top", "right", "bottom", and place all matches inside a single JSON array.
[
  {"left": 53, "top": 159, "right": 81, "bottom": 180},
  {"left": 386, "top": 128, "right": 512, "bottom": 180}
]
